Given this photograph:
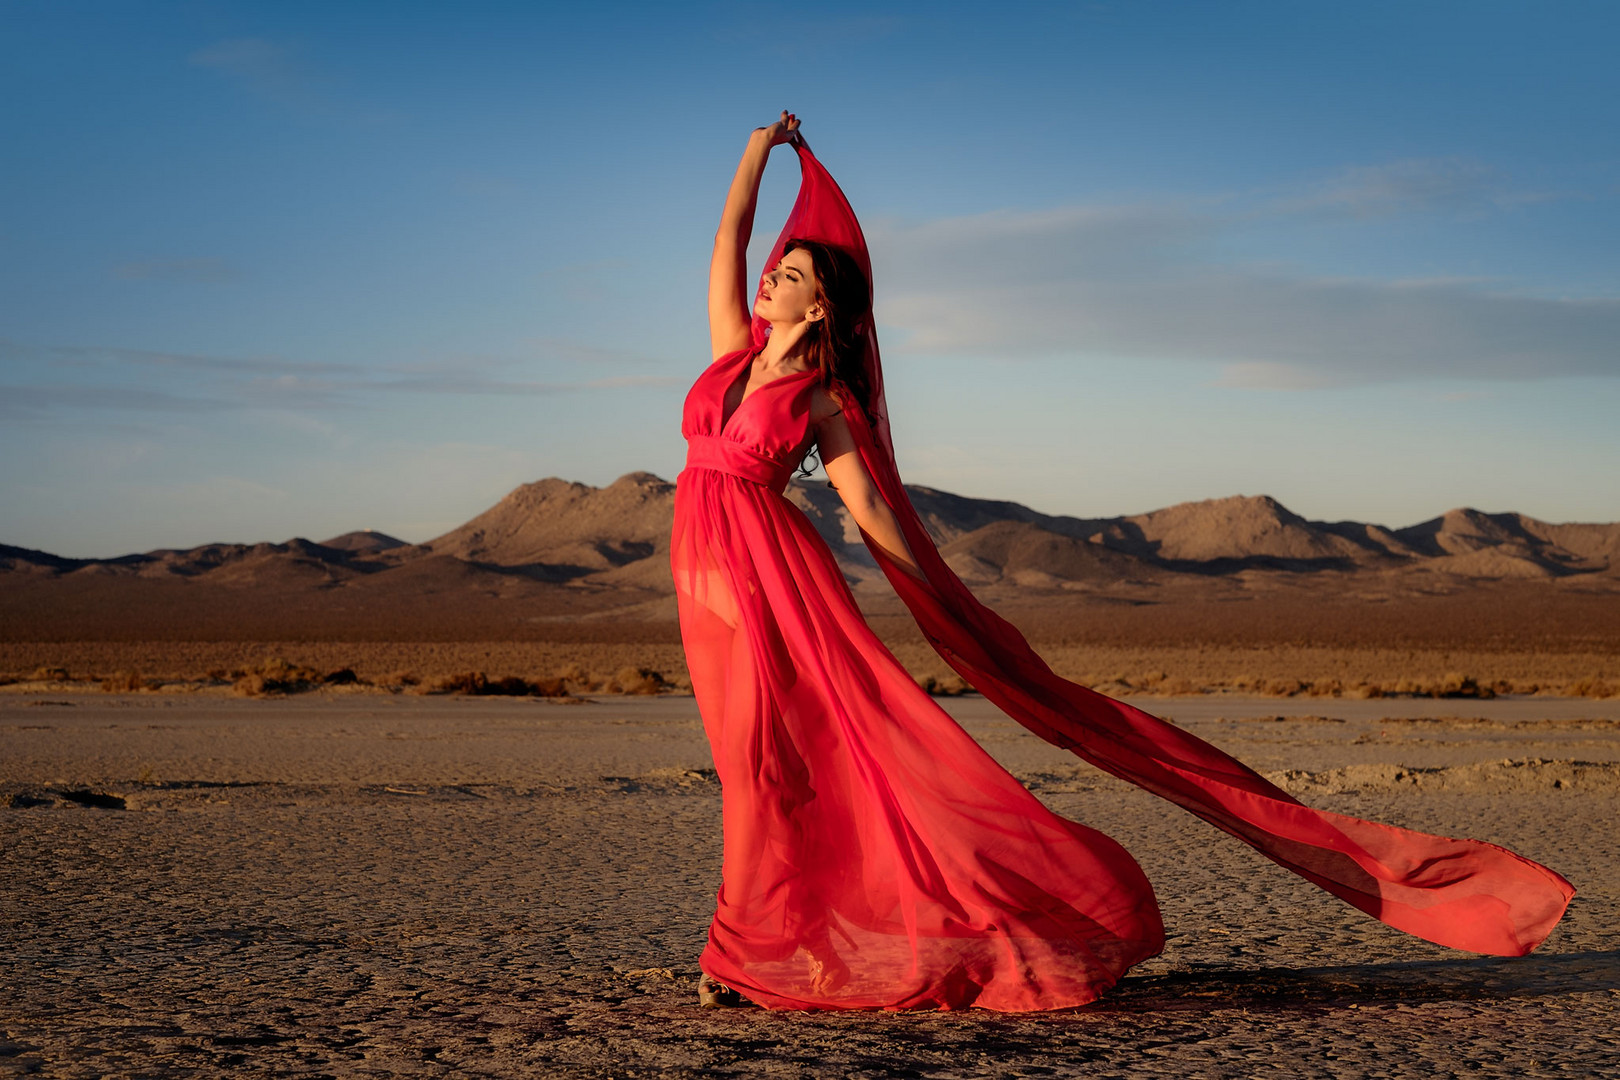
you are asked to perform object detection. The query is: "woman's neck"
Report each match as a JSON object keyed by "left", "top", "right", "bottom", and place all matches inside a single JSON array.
[{"left": 757, "top": 320, "right": 813, "bottom": 371}]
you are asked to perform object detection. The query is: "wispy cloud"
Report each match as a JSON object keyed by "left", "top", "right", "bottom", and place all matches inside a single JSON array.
[
  {"left": 187, "top": 36, "right": 392, "bottom": 122},
  {"left": 522, "top": 336, "right": 667, "bottom": 367},
  {"left": 369, "top": 373, "right": 682, "bottom": 395},
  {"left": 189, "top": 38, "right": 311, "bottom": 102},
  {"left": 0, "top": 340, "right": 682, "bottom": 418},
  {"left": 112, "top": 258, "right": 240, "bottom": 283},
  {"left": 1270, "top": 158, "right": 1547, "bottom": 219},
  {"left": 0, "top": 384, "right": 240, "bottom": 419},
  {"left": 871, "top": 165, "right": 1618, "bottom": 387}
]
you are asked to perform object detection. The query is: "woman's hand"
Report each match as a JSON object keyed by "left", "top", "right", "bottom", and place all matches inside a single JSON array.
[{"left": 756, "top": 110, "right": 801, "bottom": 148}]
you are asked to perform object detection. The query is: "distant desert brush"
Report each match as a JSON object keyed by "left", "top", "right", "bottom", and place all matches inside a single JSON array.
[
  {"left": 423, "top": 671, "right": 569, "bottom": 697},
  {"left": 1567, "top": 677, "right": 1619, "bottom": 699},
  {"left": 100, "top": 670, "right": 158, "bottom": 693},
  {"left": 609, "top": 666, "right": 672, "bottom": 695},
  {"left": 233, "top": 656, "right": 324, "bottom": 697},
  {"left": 917, "top": 674, "right": 971, "bottom": 696}
]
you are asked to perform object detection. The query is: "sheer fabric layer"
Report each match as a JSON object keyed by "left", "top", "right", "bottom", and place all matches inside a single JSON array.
[
  {"left": 673, "top": 351, "right": 1163, "bottom": 1010},
  {"left": 754, "top": 142, "right": 1573, "bottom": 963}
]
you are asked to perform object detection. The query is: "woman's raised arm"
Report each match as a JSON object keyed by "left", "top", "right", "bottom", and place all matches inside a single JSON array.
[
  {"left": 709, "top": 111, "right": 800, "bottom": 360},
  {"left": 814, "top": 401, "right": 926, "bottom": 582}
]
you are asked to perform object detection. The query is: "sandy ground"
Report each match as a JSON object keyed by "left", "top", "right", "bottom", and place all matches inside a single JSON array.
[{"left": 3, "top": 692, "right": 1618, "bottom": 1078}]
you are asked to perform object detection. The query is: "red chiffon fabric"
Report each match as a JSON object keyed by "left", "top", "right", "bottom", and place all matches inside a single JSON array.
[{"left": 670, "top": 142, "right": 1574, "bottom": 1012}]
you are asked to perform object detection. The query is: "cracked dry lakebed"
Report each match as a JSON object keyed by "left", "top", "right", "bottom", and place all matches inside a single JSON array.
[{"left": 3, "top": 692, "right": 1619, "bottom": 1078}]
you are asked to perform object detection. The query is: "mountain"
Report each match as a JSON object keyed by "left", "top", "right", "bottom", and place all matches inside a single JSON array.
[
  {"left": 3, "top": 476, "right": 1617, "bottom": 642},
  {"left": 318, "top": 529, "right": 408, "bottom": 554},
  {"left": 1393, "top": 508, "right": 1620, "bottom": 576},
  {"left": 424, "top": 473, "right": 674, "bottom": 578}
]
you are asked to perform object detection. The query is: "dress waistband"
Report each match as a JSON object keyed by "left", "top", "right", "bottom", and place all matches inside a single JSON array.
[{"left": 684, "top": 435, "right": 792, "bottom": 491}]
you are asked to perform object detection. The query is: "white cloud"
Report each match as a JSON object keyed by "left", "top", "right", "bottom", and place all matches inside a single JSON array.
[{"left": 869, "top": 180, "right": 1620, "bottom": 385}]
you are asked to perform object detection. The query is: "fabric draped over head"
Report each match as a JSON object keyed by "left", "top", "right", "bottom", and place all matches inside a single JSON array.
[{"left": 758, "top": 140, "right": 1573, "bottom": 958}]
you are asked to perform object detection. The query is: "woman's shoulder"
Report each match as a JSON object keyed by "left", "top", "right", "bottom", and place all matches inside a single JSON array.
[{"left": 809, "top": 382, "right": 845, "bottom": 425}]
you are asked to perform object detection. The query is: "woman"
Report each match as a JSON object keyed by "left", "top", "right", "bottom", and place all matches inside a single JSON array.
[{"left": 671, "top": 112, "right": 1573, "bottom": 1012}]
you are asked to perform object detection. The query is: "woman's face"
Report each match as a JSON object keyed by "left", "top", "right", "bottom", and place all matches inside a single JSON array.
[{"left": 755, "top": 247, "right": 822, "bottom": 325}]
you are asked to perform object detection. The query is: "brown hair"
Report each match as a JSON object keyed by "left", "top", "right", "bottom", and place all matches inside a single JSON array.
[{"left": 783, "top": 238, "right": 874, "bottom": 418}]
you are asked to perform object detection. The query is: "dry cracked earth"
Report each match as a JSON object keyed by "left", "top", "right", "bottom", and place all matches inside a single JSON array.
[{"left": 3, "top": 692, "right": 1618, "bottom": 1078}]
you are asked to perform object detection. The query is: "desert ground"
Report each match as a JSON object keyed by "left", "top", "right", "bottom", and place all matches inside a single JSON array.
[
  {"left": 4, "top": 690, "right": 1618, "bottom": 1078},
  {"left": 5, "top": 477, "right": 1618, "bottom": 1075}
]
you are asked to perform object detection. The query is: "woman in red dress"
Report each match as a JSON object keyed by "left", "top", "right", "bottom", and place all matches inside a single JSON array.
[{"left": 671, "top": 112, "right": 1573, "bottom": 1012}]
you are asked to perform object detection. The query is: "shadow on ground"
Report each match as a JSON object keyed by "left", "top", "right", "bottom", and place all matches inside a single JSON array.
[{"left": 1095, "top": 949, "right": 1620, "bottom": 1014}]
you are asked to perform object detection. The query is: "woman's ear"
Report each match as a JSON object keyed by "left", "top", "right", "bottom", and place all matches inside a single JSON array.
[{"left": 807, "top": 306, "right": 825, "bottom": 322}]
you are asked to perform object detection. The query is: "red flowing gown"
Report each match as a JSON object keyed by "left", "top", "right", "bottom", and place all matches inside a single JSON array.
[{"left": 670, "top": 143, "right": 1574, "bottom": 1013}]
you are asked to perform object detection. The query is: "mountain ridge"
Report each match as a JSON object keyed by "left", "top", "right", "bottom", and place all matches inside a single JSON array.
[{"left": 5, "top": 476, "right": 1617, "bottom": 601}]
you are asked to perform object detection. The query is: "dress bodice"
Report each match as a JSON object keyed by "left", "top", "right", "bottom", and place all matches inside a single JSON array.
[{"left": 681, "top": 348, "right": 817, "bottom": 491}]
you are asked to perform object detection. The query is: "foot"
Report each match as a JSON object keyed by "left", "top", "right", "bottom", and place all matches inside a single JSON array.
[
  {"left": 697, "top": 974, "right": 744, "bottom": 1008},
  {"left": 805, "top": 948, "right": 851, "bottom": 997}
]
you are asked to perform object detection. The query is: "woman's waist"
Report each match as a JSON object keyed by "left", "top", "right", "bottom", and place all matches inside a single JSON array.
[{"left": 682, "top": 435, "right": 795, "bottom": 491}]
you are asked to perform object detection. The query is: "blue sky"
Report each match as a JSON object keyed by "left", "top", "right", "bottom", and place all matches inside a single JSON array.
[{"left": 3, "top": 0, "right": 1617, "bottom": 556}]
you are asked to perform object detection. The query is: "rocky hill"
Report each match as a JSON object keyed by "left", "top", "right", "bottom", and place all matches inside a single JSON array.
[{"left": 3, "top": 475, "right": 1616, "bottom": 642}]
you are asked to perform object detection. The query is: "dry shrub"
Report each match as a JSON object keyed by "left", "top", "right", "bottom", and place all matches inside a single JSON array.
[
  {"left": 233, "top": 675, "right": 270, "bottom": 697},
  {"left": 0, "top": 674, "right": 18, "bottom": 687},
  {"left": 424, "top": 671, "right": 570, "bottom": 697},
  {"left": 1434, "top": 672, "right": 1494, "bottom": 699},
  {"left": 562, "top": 670, "right": 601, "bottom": 693},
  {"left": 1265, "top": 678, "right": 1305, "bottom": 697},
  {"left": 918, "top": 674, "right": 971, "bottom": 696},
  {"left": 321, "top": 668, "right": 362, "bottom": 685},
  {"left": 426, "top": 671, "right": 491, "bottom": 695},
  {"left": 30, "top": 666, "right": 70, "bottom": 683},
  {"left": 1162, "top": 677, "right": 1199, "bottom": 696},
  {"left": 610, "top": 666, "right": 669, "bottom": 695},
  {"left": 1568, "top": 677, "right": 1618, "bottom": 698},
  {"left": 101, "top": 670, "right": 158, "bottom": 693},
  {"left": 382, "top": 671, "right": 421, "bottom": 688},
  {"left": 233, "top": 656, "right": 322, "bottom": 697},
  {"left": 205, "top": 668, "right": 231, "bottom": 682}
]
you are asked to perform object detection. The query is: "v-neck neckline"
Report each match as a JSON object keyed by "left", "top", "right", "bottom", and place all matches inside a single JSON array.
[{"left": 720, "top": 353, "right": 815, "bottom": 434}]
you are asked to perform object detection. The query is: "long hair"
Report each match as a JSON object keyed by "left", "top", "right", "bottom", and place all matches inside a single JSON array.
[{"left": 783, "top": 238, "right": 874, "bottom": 419}]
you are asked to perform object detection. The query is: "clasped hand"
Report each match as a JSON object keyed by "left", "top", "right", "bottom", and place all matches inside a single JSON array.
[{"left": 757, "top": 110, "right": 802, "bottom": 147}]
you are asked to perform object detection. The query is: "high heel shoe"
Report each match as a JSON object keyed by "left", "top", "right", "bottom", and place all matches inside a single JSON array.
[
  {"left": 804, "top": 946, "right": 851, "bottom": 996},
  {"left": 697, "top": 974, "right": 744, "bottom": 1008}
]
